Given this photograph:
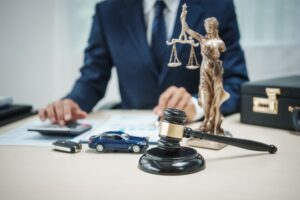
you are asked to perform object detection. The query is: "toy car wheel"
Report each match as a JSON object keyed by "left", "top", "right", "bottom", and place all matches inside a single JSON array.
[
  {"left": 132, "top": 145, "right": 140, "bottom": 153},
  {"left": 96, "top": 144, "right": 104, "bottom": 152}
]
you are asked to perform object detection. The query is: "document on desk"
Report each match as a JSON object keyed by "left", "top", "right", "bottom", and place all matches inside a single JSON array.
[
  {"left": 0, "top": 114, "right": 159, "bottom": 146},
  {"left": 0, "top": 120, "right": 103, "bottom": 147},
  {"left": 79, "top": 115, "right": 159, "bottom": 144}
]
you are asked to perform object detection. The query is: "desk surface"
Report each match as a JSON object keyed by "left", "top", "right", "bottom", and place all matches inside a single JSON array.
[{"left": 0, "top": 110, "right": 299, "bottom": 200}]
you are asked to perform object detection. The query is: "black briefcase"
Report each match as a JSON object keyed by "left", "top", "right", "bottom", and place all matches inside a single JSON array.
[{"left": 240, "top": 76, "right": 300, "bottom": 131}]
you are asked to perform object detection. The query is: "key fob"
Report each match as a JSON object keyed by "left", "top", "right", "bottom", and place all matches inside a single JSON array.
[{"left": 52, "top": 140, "right": 82, "bottom": 153}]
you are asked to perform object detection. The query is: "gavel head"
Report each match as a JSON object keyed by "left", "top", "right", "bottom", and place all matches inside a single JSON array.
[{"left": 158, "top": 108, "right": 187, "bottom": 151}]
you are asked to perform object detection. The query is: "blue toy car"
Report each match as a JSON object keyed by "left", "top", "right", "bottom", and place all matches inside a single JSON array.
[{"left": 88, "top": 131, "right": 149, "bottom": 153}]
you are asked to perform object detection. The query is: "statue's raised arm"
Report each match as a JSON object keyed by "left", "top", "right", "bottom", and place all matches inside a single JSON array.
[{"left": 179, "top": 4, "right": 204, "bottom": 44}]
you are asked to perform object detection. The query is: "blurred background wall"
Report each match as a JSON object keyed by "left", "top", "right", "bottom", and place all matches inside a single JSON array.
[{"left": 0, "top": 0, "right": 299, "bottom": 109}]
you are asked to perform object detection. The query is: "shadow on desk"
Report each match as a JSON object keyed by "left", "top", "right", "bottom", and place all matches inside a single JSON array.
[
  {"left": 84, "top": 148, "right": 145, "bottom": 155},
  {"left": 206, "top": 153, "right": 270, "bottom": 162}
]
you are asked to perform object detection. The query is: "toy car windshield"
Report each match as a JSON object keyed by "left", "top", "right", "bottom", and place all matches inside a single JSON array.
[{"left": 120, "top": 133, "right": 130, "bottom": 140}]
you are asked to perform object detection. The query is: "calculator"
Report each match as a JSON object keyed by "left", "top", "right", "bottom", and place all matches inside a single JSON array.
[{"left": 27, "top": 121, "right": 92, "bottom": 136}]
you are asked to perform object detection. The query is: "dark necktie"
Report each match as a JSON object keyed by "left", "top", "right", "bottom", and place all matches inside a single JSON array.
[{"left": 151, "top": 0, "right": 167, "bottom": 71}]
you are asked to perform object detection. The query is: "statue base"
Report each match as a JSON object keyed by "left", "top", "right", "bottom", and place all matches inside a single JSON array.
[{"left": 187, "top": 131, "right": 232, "bottom": 150}]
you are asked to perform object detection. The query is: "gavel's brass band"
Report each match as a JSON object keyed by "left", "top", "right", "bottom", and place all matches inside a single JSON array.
[{"left": 159, "top": 121, "right": 185, "bottom": 139}]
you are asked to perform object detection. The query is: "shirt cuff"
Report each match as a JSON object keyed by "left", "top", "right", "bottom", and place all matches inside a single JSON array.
[{"left": 191, "top": 97, "right": 204, "bottom": 121}]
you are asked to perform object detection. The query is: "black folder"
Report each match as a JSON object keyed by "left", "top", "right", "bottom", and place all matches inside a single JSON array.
[{"left": 0, "top": 105, "right": 36, "bottom": 127}]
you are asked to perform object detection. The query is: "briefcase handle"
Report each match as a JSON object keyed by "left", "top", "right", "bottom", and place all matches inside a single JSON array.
[{"left": 289, "top": 106, "right": 300, "bottom": 132}]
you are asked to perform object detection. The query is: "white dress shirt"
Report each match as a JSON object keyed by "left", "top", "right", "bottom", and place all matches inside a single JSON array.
[{"left": 143, "top": 0, "right": 204, "bottom": 121}]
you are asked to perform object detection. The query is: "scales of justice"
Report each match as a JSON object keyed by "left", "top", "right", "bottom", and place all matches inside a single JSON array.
[{"left": 167, "top": 4, "right": 231, "bottom": 150}]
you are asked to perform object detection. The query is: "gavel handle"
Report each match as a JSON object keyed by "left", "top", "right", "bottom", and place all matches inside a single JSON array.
[{"left": 184, "top": 128, "right": 277, "bottom": 154}]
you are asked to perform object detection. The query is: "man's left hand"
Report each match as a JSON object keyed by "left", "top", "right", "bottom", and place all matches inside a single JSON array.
[{"left": 153, "top": 86, "right": 196, "bottom": 122}]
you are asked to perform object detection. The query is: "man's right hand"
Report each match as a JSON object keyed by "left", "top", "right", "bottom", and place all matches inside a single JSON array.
[{"left": 38, "top": 99, "right": 87, "bottom": 125}]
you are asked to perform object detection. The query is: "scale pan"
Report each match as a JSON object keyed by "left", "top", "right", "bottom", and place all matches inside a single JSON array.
[
  {"left": 186, "top": 65, "right": 200, "bottom": 69},
  {"left": 168, "top": 62, "right": 182, "bottom": 67}
]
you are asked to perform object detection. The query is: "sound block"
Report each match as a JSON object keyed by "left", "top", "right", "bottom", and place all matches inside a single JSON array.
[
  {"left": 187, "top": 131, "right": 232, "bottom": 150},
  {"left": 138, "top": 146, "right": 205, "bottom": 175}
]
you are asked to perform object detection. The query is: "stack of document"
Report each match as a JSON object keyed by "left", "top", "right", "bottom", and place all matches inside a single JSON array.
[{"left": 0, "top": 114, "right": 160, "bottom": 146}]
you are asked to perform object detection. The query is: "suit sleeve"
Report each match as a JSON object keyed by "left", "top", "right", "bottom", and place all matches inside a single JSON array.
[
  {"left": 219, "top": 0, "right": 249, "bottom": 116},
  {"left": 65, "top": 4, "right": 113, "bottom": 112}
]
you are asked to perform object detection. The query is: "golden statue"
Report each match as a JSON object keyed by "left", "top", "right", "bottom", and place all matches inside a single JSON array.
[{"left": 167, "top": 4, "right": 230, "bottom": 149}]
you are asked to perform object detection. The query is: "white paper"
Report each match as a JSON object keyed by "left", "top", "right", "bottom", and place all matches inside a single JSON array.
[
  {"left": 0, "top": 114, "right": 159, "bottom": 147},
  {"left": 79, "top": 115, "right": 159, "bottom": 144},
  {"left": 0, "top": 120, "right": 102, "bottom": 147}
]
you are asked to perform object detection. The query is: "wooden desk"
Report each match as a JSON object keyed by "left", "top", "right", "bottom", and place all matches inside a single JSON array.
[{"left": 0, "top": 110, "right": 299, "bottom": 200}]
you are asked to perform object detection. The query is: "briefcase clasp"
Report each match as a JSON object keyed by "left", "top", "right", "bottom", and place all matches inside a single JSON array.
[{"left": 253, "top": 88, "right": 281, "bottom": 115}]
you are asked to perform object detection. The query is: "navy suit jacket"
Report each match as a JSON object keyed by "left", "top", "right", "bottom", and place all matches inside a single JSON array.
[{"left": 66, "top": 0, "right": 249, "bottom": 116}]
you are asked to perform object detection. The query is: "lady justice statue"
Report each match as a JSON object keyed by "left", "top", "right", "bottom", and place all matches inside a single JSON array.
[{"left": 167, "top": 4, "right": 230, "bottom": 149}]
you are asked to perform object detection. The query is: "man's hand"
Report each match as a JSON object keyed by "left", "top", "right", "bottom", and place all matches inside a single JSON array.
[
  {"left": 38, "top": 99, "right": 87, "bottom": 125},
  {"left": 153, "top": 86, "right": 196, "bottom": 122}
]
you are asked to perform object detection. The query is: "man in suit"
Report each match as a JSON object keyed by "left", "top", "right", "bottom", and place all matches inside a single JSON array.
[{"left": 39, "top": 0, "right": 248, "bottom": 125}]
